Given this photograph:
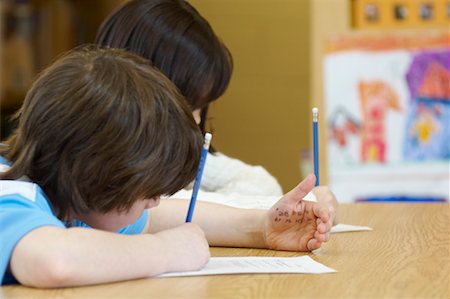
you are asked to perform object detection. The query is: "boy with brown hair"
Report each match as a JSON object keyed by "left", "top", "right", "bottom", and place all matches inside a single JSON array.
[{"left": 0, "top": 46, "right": 335, "bottom": 288}]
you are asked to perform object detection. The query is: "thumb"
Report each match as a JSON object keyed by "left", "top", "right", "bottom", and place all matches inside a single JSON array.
[{"left": 284, "top": 174, "right": 316, "bottom": 204}]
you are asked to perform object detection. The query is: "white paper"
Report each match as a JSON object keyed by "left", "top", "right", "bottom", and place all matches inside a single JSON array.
[
  {"left": 170, "top": 190, "right": 319, "bottom": 210},
  {"left": 159, "top": 256, "right": 336, "bottom": 277},
  {"left": 169, "top": 189, "right": 280, "bottom": 209},
  {"left": 330, "top": 223, "right": 373, "bottom": 233}
]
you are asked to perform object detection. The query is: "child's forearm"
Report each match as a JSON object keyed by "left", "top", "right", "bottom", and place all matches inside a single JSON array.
[
  {"left": 149, "top": 199, "right": 267, "bottom": 248},
  {"left": 10, "top": 226, "right": 167, "bottom": 287},
  {"left": 10, "top": 224, "right": 208, "bottom": 288}
]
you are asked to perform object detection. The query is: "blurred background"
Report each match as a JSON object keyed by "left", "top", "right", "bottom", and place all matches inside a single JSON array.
[{"left": 0, "top": 0, "right": 448, "bottom": 202}]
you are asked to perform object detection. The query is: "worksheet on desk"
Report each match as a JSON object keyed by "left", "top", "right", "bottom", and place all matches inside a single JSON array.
[{"left": 159, "top": 256, "right": 336, "bottom": 277}]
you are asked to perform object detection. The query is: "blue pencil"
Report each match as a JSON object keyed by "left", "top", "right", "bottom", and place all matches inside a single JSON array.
[
  {"left": 186, "top": 132, "right": 212, "bottom": 222},
  {"left": 312, "top": 107, "right": 319, "bottom": 186}
]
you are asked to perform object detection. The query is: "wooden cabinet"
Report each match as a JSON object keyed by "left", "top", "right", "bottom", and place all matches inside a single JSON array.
[{"left": 0, "top": 0, "right": 125, "bottom": 138}]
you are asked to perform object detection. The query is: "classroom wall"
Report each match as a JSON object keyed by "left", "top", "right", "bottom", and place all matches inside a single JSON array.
[
  {"left": 0, "top": 0, "right": 321, "bottom": 192},
  {"left": 189, "top": 0, "right": 312, "bottom": 192},
  {"left": 5, "top": 0, "right": 443, "bottom": 193}
]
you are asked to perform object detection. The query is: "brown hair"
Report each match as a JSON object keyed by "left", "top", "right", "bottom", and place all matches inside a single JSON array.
[
  {"left": 95, "top": 0, "right": 233, "bottom": 133},
  {"left": 0, "top": 46, "right": 203, "bottom": 220}
]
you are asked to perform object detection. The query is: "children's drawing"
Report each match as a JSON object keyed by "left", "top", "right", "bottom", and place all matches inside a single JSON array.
[
  {"left": 358, "top": 80, "right": 401, "bottom": 163},
  {"left": 404, "top": 51, "right": 450, "bottom": 160},
  {"left": 324, "top": 33, "right": 449, "bottom": 203},
  {"left": 328, "top": 107, "right": 361, "bottom": 164}
]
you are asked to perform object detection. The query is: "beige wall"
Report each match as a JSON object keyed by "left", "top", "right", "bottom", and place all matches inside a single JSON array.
[{"left": 190, "top": 0, "right": 312, "bottom": 192}]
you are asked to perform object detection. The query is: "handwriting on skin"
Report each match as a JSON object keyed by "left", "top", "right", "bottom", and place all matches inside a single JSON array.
[{"left": 274, "top": 207, "right": 305, "bottom": 224}]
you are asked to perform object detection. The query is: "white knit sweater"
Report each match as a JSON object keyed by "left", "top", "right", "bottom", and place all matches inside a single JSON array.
[{"left": 192, "top": 152, "right": 283, "bottom": 196}]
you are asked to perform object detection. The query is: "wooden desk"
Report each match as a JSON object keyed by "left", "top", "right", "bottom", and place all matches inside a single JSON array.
[{"left": 1, "top": 203, "right": 449, "bottom": 298}]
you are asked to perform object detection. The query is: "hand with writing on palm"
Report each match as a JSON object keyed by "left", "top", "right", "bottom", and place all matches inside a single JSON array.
[{"left": 264, "top": 174, "right": 333, "bottom": 252}]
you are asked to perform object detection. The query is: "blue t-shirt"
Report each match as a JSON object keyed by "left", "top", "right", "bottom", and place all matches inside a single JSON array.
[{"left": 0, "top": 156, "right": 149, "bottom": 285}]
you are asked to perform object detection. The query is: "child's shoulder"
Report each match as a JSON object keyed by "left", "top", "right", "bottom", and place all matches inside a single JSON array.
[
  {"left": 0, "top": 179, "right": 65, "bottom": 238},
  {"left": 0, "top": 156, "right": 41, "bottom": 204},
  {"left": 0, "top": 177, "right": 55, "bottom": 216},
  {"left": 0, "top": 180, "right": 38, "bottom": 203},
  {"left": 0, "top": 155, "right": 10, "bottom": 172}
]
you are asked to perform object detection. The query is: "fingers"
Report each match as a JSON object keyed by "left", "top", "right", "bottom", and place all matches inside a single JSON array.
[
  {"left": 307, "top": 226, "right": 330, "bottom": 251},
  {"left": 314, "top": 230, "right": 330, "bottom": 242},
  {"left": 312, "top": 186, "right": 339, "bottom": 225},
  {"left": 307, "top": 215, "right": 332, "bottom": 252},
  {"left": 312, "top": 203, "right": 330, "bottom": 224},
  {"left": 316, "top": 217, "right": 332, "bottom": 233},
  {"left": 307, "top": 238, "right": 322, "bottom": 251},
  {"left": 284, "top": 174, "right": 316, "bottom": 204},
  {"left": 315, "top": 218, "right": 331, "bottom": 242}
]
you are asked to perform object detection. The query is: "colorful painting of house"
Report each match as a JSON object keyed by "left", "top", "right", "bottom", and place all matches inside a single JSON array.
[{"left": 404, "top": 51, "right": 450, "bottom": 161}]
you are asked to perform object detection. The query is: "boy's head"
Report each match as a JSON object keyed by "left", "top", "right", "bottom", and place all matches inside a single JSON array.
[
  {"left": 95, "top": 0, "right": 233, "bottom": 112},
  {"left": 0, "top": 46, "right": 203, "bottom": 220}
]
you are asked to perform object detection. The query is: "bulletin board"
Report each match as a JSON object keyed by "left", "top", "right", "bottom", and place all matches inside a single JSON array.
[{"left": 324, "top": 31, "right": 449, "bottom": 203}]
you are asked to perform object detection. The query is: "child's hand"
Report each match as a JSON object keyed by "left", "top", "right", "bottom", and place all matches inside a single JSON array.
[
  {"left": 264, "top": 174, "right": 332, "bottom": 252},
  {"left": 156, "top": 223, "right": 210, "bottom": 273},
  {"left": 312, "top": 185, "right": 339, "bottom": 225}
]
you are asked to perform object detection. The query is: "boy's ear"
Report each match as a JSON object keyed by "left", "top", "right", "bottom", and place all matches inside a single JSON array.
[{"left": 145, "top": 197, "right": 161, "bottom": 209}]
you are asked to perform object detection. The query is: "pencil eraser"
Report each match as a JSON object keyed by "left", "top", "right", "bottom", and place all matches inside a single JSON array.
[
  {"left": 312, "top": 107, "right": 319, "bottom": 121},
  {"left": 203, "top": 132, "right": 212, "bottom": 149}
]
